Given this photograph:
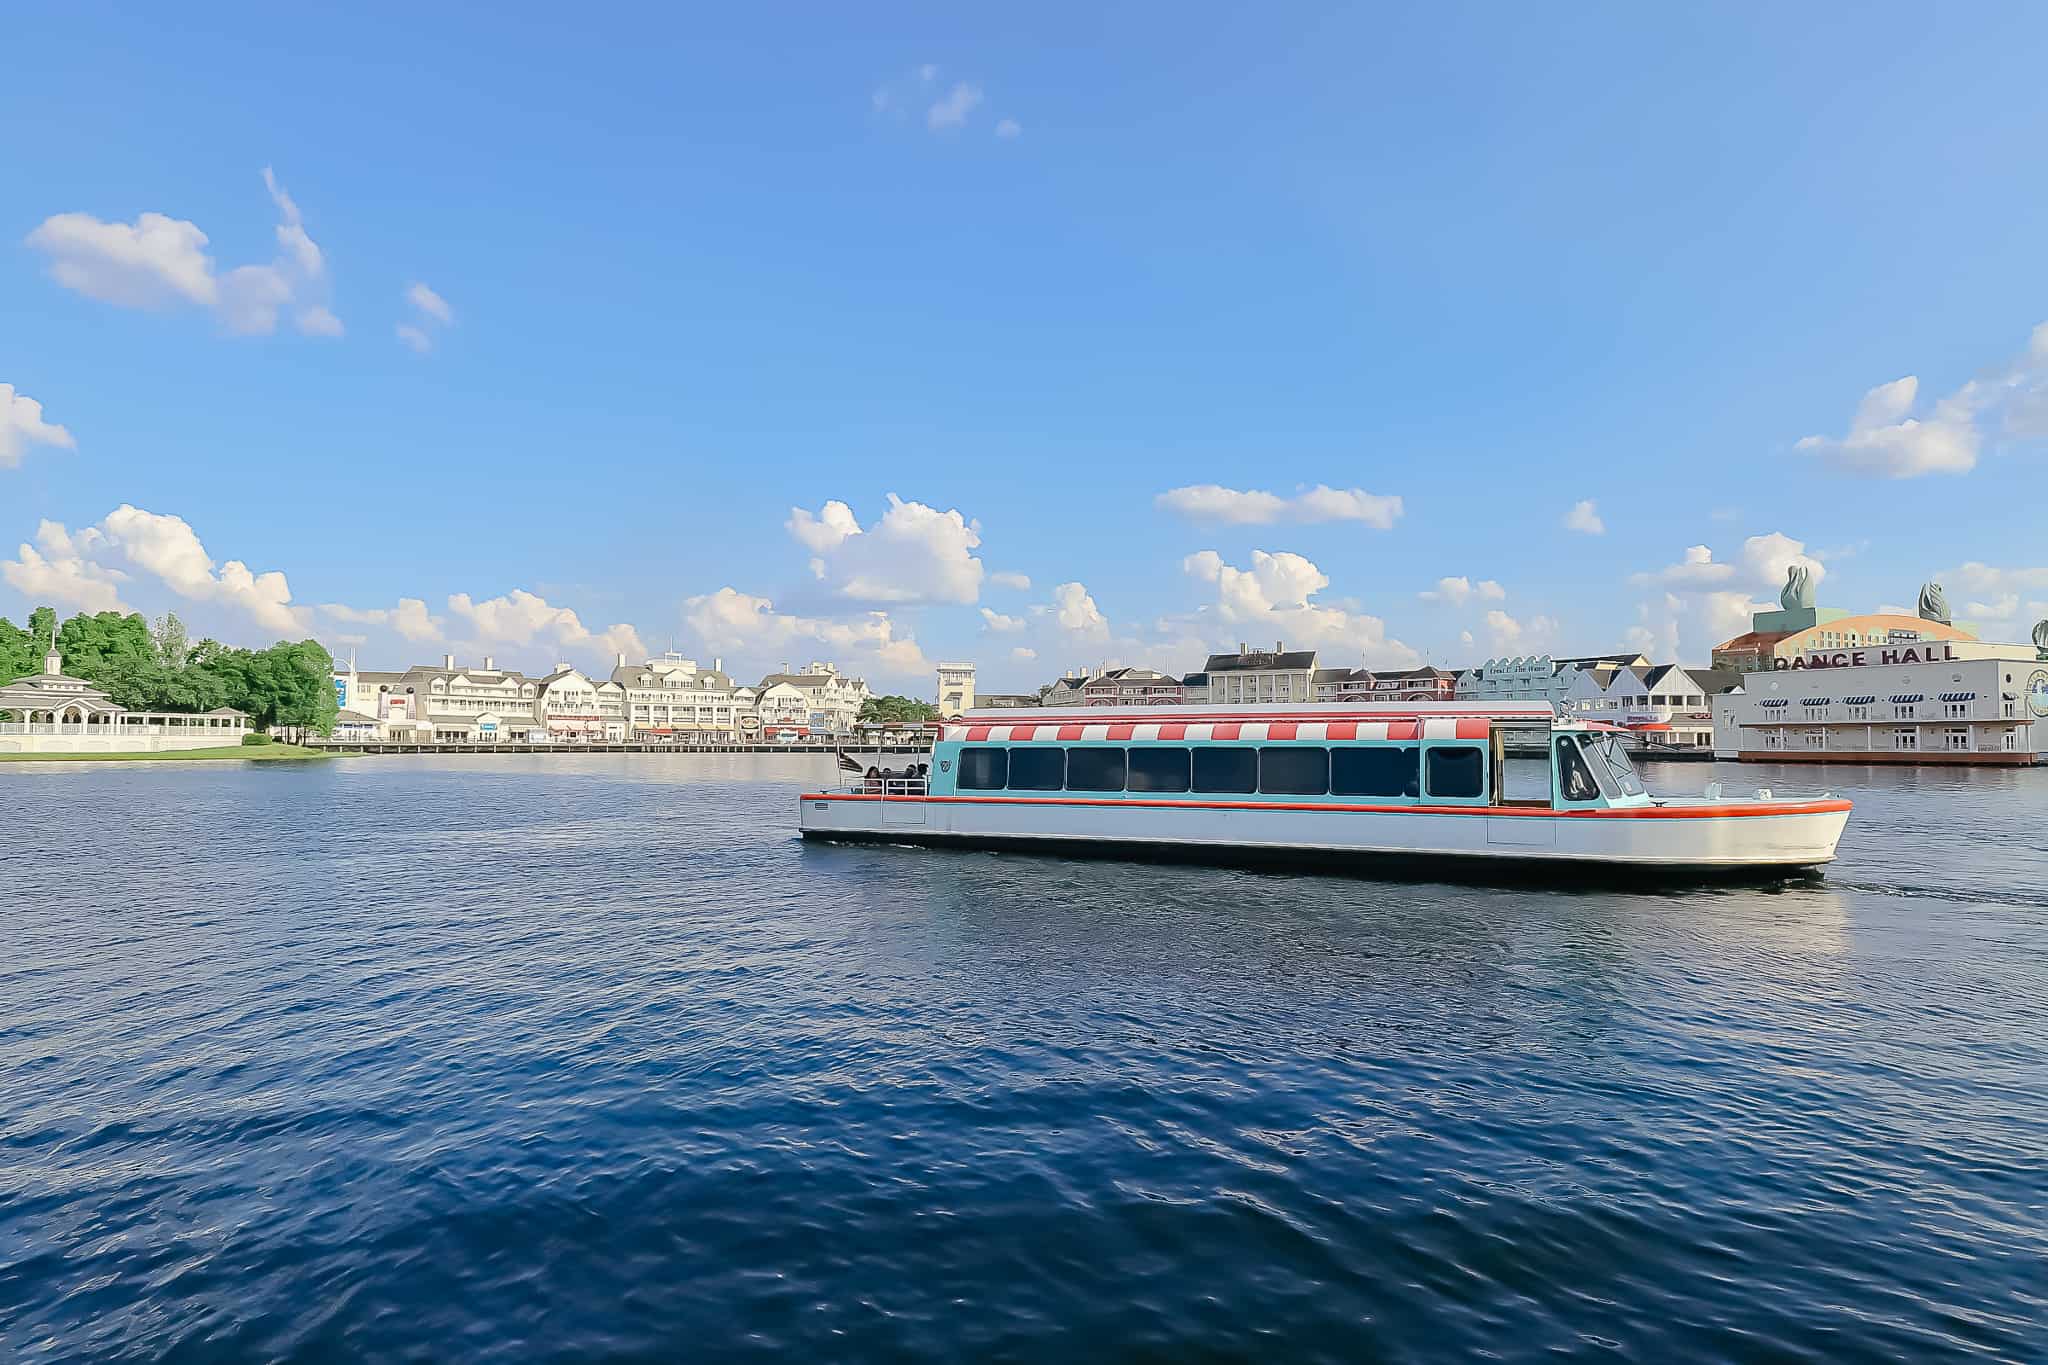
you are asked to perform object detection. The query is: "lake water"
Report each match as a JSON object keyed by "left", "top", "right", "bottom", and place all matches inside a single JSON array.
[{"left": 3, "top": 754, "right": 2045, "bottom": 1363}]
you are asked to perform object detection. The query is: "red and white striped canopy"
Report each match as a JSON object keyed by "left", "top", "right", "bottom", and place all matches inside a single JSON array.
[{"left": 949, "top": 717, "right": 1494, "bottom": 743}]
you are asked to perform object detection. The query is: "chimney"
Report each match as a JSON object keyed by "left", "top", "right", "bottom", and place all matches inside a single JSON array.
[
  {"left": 616, "top": 651, "right": 626, "bottom": 669},
  {"left": 1275, "top": 640, "right": 1283, "bottom": 652},
  {"left": 713, "top": 657, "right": 723, "bottom": 672},
  {"left": 483, "top": 655, "right": 495, "bottom": 670},
  {"left": 443, "top": 653, "right": 455, "bottom": 670},
  {"left": 1238, "top": 641, "right": 1248, "bottom": 654}
]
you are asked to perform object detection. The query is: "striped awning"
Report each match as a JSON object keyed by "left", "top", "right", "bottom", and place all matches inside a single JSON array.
[
  {"left": 1805, "top": 698, "right": 1833, "bottom": 706},
  {"left": 1889, "top": 694, "right": 1924, "bottom": 704},
  {"left": 952, "top": 717, "right": 1493, "bottom": 743},
  {"left": 1938, "top": 692, "right": 1975, "bottom": 702},
  {"left": 1759, "top": 698, "right": 1789, "bottom": 708},
  {"left": 1842, "top": 695, "right": 1876, "bottom": 705}
]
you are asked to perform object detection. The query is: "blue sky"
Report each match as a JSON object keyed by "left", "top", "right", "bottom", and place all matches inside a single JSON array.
[{"left": 5, "top": 3, "right": 2046, "bottom": 690}]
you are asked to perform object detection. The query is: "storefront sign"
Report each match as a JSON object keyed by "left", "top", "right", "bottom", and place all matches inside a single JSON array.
[
  {"left": 1777, "top": 643, "right": 1959, "bottom": 671},
  {"left": 2029, "top": 669, "right": 2048, "bottom": 719}
]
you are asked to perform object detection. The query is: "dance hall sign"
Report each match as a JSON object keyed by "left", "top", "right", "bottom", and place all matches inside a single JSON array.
[{"left": 1776, "top": 643, "right": 1960, "bottom": 671}]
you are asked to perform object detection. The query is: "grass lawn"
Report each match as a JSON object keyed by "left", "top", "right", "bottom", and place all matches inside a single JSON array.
[{"left": 0, "top": 744, "right": 336, "bottom": 764}]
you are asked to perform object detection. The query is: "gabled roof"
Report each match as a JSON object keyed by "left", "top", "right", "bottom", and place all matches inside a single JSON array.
[
  {"left": 1204, "top": 650, "right": 1318, "bottom": 672},
  {"left": 1086, "top": 667, "right": 1179, "bottom": 684}
]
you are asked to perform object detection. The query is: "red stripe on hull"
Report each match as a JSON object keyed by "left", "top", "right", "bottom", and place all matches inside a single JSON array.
[{"left": 800, "top": 793, "right": 1852, "bottom": 820}]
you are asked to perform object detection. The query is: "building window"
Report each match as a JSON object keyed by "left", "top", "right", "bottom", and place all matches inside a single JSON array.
[
  {"left": 1065, "top": 746, "right": 1127, "bottom": 792},
  {"left": 957, "top": 747, "right": 1008, "bottom": 790},
  {"left": 1944, "top": 727, "right": 1970, "bottom": 751},
  {"left": 1258, "top": 746, "right": 1329, "bottom": 796},
  {"left": 1943, "top": 702, "right": 1968, "bottom": 719},
  {"left": 1007, "top": 747, "right": 1064, "bottom": 791},
  {"left": 1894, "top": 728, "right": 1918, "bottom": 752},
  {"left": 1425, "top": 746, "right": 1486, "bottom": 799},
  {"left": 1848, "top": 705, "right": 1869, "bottom": 721},
  {"left": 1127, "top": 747, "right": 1192, "bottom": 793},
  {"left": 1894, "top": 705, "right": 1915, "bottom": 721},
  {"left": 1330, "top": 746, "right": 1421, "bottom": 798},
  {"left": 1192, "top": 747, "right": 1258, "bottom": 793}
]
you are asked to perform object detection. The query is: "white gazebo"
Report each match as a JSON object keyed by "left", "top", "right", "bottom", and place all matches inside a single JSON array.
[{"left": 0, "top": 634, "right": 250, "bottom": 754}]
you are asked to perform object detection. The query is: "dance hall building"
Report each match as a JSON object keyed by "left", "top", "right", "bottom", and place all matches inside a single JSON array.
[{"left": 1710, "top": 588, "right": 2047, "bottom": 765}]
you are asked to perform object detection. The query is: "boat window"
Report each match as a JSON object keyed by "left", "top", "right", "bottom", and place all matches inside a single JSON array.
[
  {"left": 1127, "top": 746, "right": 1192, "bottom": 793},
  {"left": 1425, "top": 746, "right": 1485, "bottom": 799},
  {"left": 1007, "top": 746, "right": 1065, "bottom": 791},
  {"left": 1259, "top": 746, "right": 1329, "bottom": 796},
  {"left": 1586, "top": 734, "right": 1645, "bottom": 797},
  {"left": 1192, "top": 746, "right": 1257, "bottom": 793},
  {"left": 1065, "top": 746, "right": 1127, "bottom": 792},
  {"left": 957, "top": 747, "right": 1008, "bottom": 790},
  {"left": 1330, "top": 745, "right": 1419, "bottom": 798},
  {"left": 1557, "top": 738, "right": 1600, "bottom": 802}
]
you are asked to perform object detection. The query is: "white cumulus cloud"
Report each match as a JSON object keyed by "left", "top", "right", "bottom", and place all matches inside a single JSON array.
[
  {"left": 989, "top": 570, "right": 1032, "bottom": 591},
  {"left": 1, "top": 520, "right": 130, "bottom": 614},
  {"left": 979, "top": 607, "right": 1025, "bottom": 633},
  {"left": 682, "top": 587, "right": 929, "bottom": 679},
  {"left": 318, "top": 598, "right": 444, "bottom": 642},
  {"left": 1156, "top": 483, "right": 1403, "bottom": 529},
  {"left": 1795, "top": 321, "right": 2048, "bottom": 479},
  {"left": 1047, "top": 581, "right": 1110, "bottom": 639},
  {"left": 785, "top": 494, "right": 984, "bottom": 604},
  {"left": 1563, "top": 499, "right": 1605, "bottom": 534},
  {"left": 447, "top": 589, "right": 644, "bottom": 661},
  {"left": 4, "top": 505, "right": 309, "bottom": 634},
  {"left": 29, "top": 169, "right": 342, "bottom": 338},
  {"left": 1, "top": 384, "right": 77, "bottom": 468},
  {"left": 1180, "top": 548, "right": 1418, "bottom": 666},
  {"left": 1419, "top": 576, "right": 1506, "bottom": 605}
]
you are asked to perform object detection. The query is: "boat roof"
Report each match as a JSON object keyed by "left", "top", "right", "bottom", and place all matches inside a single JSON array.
[{"left": 961, "top": 700, "right": 1557, "bottom": 723}]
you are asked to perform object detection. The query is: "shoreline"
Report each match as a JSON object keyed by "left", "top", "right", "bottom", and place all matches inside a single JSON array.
[{"left": 0, "top": 744, "right": 335, "bottom": 764}]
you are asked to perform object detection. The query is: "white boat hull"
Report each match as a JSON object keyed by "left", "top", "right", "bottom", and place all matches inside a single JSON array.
[{"left": 797, "top": 793, "right": 1851, "bottom": 876}]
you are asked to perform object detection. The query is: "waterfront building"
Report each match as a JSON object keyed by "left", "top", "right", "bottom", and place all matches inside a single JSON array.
[
  {"left": 612, "top": 652, "right": 753, "bottom": 741},
  {"left": 755, "top": 662, "right": 870, "bottom": 736},
  {"left": 754, "top": 680, "right": 811, "bottom": 732},
  {"left": 1039, "top": 670, "right": 1091, "bottom": 708},
  {"left": 936, "top": 662, "right": 977, "bottom": 718},
  {"left": 972, "top": 693, "right": 1041, "bottom": 710},
  {"left": 1712, "top": 640, "right": 2044, "bottom": 764},
  {"left": 1564, "top": 664, "right": 1739, "bottom": 750},
  {"left": 1367, "top": 666, "right": 1459, "bottom": 701},
  {"left": 535, "top": 665, "right": 627, "bottom": 741},
  {"left": 1082, "top": 667, "right": 1184, "bottom": 707},
  {"left": 1312, "top": 667, "right": 1373, "bottom": 701},
  {"left": 1180, "top": 670, "right": 1209, "bottom": 700},
  {"left": 0, "top": 636, "right": 250, "bottom": 754},
  {"left": 334, "top": 653, "right": 547, "bottom": 743},
  {"left": 1712, "top": 612, "right": 1978, "bottom": 674},
  {"left": 1197, "top": 643, "right": 1318, "bottom": 704},
  {"left": 331, "top": 710, "right": 381, "bottom": 742},
  {"left": 1456, "top": 652, "right": 1649, "bottom": 704}
]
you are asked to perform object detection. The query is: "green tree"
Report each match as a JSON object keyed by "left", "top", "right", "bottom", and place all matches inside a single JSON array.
[
  {"left": 152, "top": 612, "right": 192, "bottom": 670},
  {"left": 205, "top": 639, "right": 337, "bottom": 734},
  {"left": 0, "top": 616, "right": 38, "bottom": 684},
  {"left": 57, "top": 611, "right": 154, "bottom": 679},
  {"left": 859, "top": 694, "right": 939, "bottom": 723}
]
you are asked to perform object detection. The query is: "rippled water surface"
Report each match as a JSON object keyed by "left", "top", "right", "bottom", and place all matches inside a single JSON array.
[{"left": 4, "top": 754, "right": 2045, "bottom": 1362}]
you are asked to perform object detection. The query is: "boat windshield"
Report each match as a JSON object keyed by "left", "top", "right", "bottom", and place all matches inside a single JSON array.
[{"left": 1585, "top": 733, "right": 1646, "bottom": 797}]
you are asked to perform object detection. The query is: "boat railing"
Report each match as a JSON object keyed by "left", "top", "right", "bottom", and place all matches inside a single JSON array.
[{"left": 835, "top": 775, "right": 928, "bottom": 798}]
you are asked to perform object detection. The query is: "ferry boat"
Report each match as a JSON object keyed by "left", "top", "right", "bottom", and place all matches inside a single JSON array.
[{"left": 798, "top": 702, "right": 1852, "bottom": 879}]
